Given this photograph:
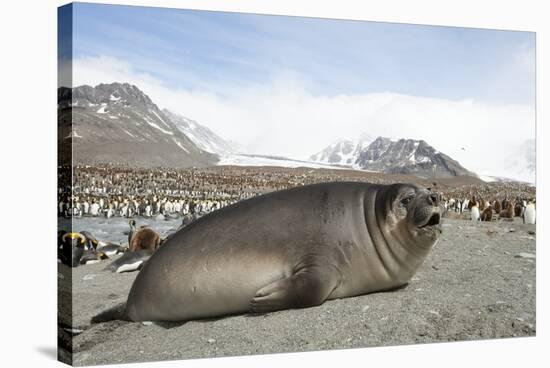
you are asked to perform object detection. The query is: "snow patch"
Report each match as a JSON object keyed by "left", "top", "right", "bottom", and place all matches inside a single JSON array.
[
  {"left": 479, "top": 175, "right": 497, "bottom": 182},
  {"left": 147, "top": 121, "right": 173, "bottom": 135},
  {"left": 110, "top": 94, "right": 120, "bottom": 101},
  {"left": 151, "top": 110, "right": 171, "bottom": 129},
  {"left": 96, "top": 104, "right": 107, "bottom": 114},
  {"left": 121, "top": 128, "right": 135, "bottom": 138},
  {"left": 218, "top": 154, "right": 355, "bottom": 170},
  {"left": 174, "top": 140, "right": 189, "bottom": 153},
  {"left": 310, "top": 134, "right": 374, "bottom": 167}
]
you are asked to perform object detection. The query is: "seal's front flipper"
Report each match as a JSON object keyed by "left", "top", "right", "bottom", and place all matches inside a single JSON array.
[{"left": 250, "top": 266, "right": 338, "bottom": 314}]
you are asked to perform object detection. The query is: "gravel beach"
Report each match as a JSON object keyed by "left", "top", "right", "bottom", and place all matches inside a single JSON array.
[{"left": 59, "top": 216, "right": 536, "bottom": 366}]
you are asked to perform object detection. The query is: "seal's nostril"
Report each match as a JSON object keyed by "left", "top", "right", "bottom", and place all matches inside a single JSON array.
[{"left": 428, "top": 194, "right": 439, "bottom": 205}]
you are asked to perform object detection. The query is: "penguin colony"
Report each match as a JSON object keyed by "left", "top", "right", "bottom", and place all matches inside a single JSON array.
[{"left": 58, "top": 165, "right": 536, "bottom": 273}]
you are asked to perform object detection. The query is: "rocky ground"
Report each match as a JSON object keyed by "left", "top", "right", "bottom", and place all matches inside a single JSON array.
[{"left": 59, "top": 216, "right": 536, "bottom": 366}]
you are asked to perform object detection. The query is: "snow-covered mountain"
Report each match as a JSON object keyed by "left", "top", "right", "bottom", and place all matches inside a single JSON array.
[
  {"left": 309, "top": 134, "right": 374, "bottom": 167},
  {"left": 356, "top": 137, "right": 474, "bottom": 178},
  {"left": 162, "top": 109, "right": 239, "bottom": 155},
  {"left": 504, "top": 139, "right": 536, "bottom": 183},
  {"left": 311, "top": 136, "right": 474, "bottom": 178},
  {"left": 58, "top": 83, "right": 217, "bottom": 167},
  {"left": 474, "top": 139, "right": 536, "bottom": 184}
]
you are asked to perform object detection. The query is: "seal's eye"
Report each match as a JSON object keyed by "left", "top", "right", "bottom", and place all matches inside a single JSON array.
[{"left": 400, "top": 194, "right": 416, "bottom": 207}]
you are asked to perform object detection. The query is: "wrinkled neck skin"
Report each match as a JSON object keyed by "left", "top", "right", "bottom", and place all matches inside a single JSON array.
[{"left": 367, "top": 188, "right": 439, "bottom": 285}]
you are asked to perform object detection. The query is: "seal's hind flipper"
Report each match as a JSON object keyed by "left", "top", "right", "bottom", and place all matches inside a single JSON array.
[
  {"left": 250, "top": 265, "right": 338, "bottom": 314},
  {"left": 91, "top": 302, "right": 130, "bottom": 323}
]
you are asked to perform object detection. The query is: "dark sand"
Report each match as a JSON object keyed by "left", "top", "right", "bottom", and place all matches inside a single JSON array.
[{"left": 59, "top": 217, "right": 536, "bottom": 366}]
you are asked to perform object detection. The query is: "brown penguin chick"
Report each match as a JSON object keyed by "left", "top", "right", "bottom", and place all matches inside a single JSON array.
[
  {"left": 468, "top": 196, "right": 477, "bottom": 210},
  {"left": 479, "top": 199, "right": 486, "bottom": 212},
  {"left": 499, "top": 202, "right": 514, "bottom": 219},
  {"left": 493, "top": 199, "right": 501, "bottom": 214},
  {"left": 129, "top": 227, "right": 161, "bottom": 252},
  {"left": 514, "top": 202, "right": 523, "bottom": 217},
  {"left": 501, "top": 198, "right": 509, "bottom": 212},
  {"left": 480, "top": 205, "right": 493, "bottom": 222}
]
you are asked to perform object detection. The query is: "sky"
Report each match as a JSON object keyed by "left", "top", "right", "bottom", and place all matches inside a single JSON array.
[{"left": 62, "top": 2, "right": 536, "bottom": 178}]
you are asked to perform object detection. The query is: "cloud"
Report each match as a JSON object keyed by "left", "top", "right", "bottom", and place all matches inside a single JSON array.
[
  {"left": 70, "top": 55, "right": 535, "bottom": 178},
  {"left": 61, "top": 55, "right": 160, "bottom": 88}
]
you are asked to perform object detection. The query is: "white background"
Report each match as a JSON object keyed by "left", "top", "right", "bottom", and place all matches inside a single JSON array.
[{"left": 0, "top": 0, "right": 547, "bottom": 367}]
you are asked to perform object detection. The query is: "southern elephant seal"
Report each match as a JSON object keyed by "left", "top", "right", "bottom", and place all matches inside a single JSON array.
[{"left": 95, "top": 182, "right": 442, "bottom": 323}]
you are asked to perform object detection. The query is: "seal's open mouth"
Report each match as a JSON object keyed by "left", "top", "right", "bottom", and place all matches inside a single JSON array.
[{"left": 420, "top": 213, "right": 440, "bottom": 228}]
